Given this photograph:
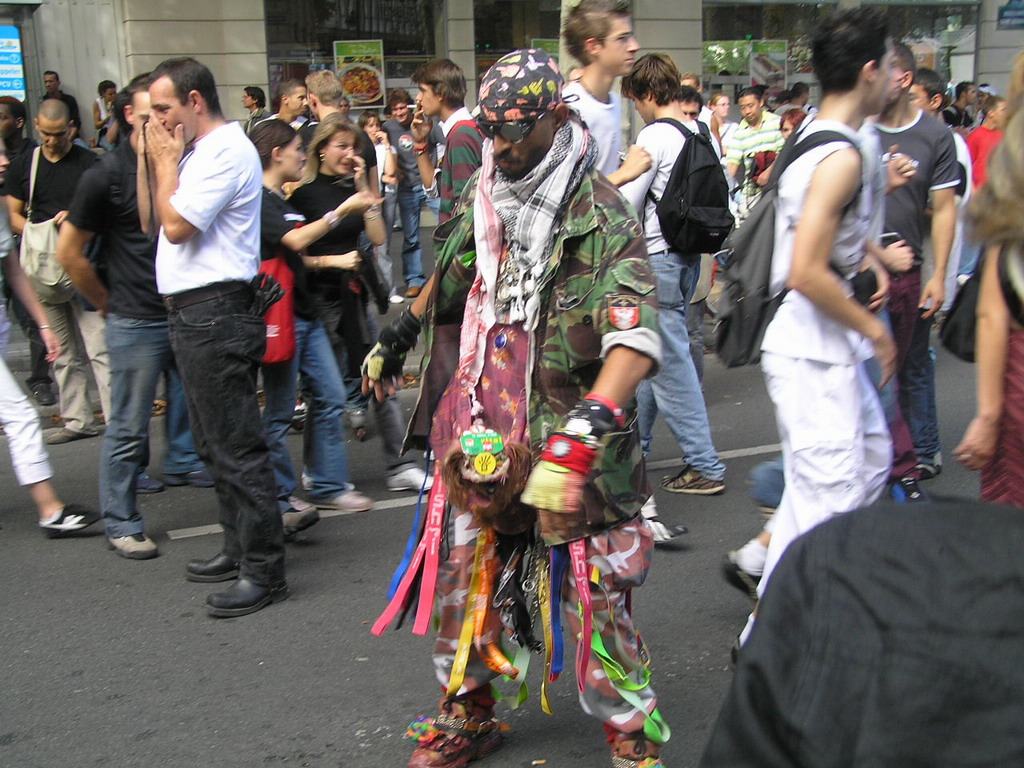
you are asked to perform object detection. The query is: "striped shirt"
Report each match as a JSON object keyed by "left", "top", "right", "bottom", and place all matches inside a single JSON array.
[
  {"left": 438, "top": 121, "right": 483, "bottom": 223},
  {"left": 727, "top": 110, "right": 784, "bottom": 208}
]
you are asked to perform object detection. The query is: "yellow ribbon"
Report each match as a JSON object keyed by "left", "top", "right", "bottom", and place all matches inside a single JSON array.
[
  {"left": 447, "top": 530, "right": 487, "bottom": 696},
  {"left": 538, "top": 561, "right": 554, "bottom": 715}
]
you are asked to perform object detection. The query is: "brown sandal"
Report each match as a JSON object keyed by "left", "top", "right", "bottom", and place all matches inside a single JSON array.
[
  {"left": 407, "top": 694, "right": 507, "bottom": 768},
  {"left": 609, "top": 731, "right": 666, "bottom": 768}
]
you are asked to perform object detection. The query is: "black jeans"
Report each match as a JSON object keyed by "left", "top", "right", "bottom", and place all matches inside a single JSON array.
[{"left": 168, "top": 291, "right": 285, "bottom": 586}]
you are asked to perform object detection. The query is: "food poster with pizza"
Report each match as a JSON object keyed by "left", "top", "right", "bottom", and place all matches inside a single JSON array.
[{"left": 333, "top": 39, "right": 386, "bottom": 109}]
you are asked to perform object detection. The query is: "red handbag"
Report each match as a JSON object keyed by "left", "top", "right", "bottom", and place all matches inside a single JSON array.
[{"left": 259, "top": 251, "right": 296, "bottom": 364}]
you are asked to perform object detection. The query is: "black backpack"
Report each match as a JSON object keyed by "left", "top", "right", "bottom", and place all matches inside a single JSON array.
[
  {"left": 714, "top": 128, "right": 860, "bottom": 368},
  {"left": 647, "top": 118, "right": 734, "bottom": 254}
]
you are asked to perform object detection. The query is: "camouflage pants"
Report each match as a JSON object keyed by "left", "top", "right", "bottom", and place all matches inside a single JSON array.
[{"left": 431, "top": 506, "right": 660, "bottom": 738}]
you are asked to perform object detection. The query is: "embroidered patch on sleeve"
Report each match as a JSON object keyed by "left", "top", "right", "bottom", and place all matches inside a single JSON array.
[{"left": 608, "top": 294, "right": 640, "bottom": 330}]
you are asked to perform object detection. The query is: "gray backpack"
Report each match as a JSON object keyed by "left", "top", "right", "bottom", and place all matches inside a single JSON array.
[{"left": 714, "top": 129, "right": 858, "bottom": 367}]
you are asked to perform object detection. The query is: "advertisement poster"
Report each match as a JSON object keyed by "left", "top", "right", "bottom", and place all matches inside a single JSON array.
[
  {"left": 750, "top": 40, "right": 787, "bottom": 89},
  {"left": 0, "top": 25, "right": 26, "bottom": 101},
  {"left": 333, "top": 39, "right": 385, "bottom": 109}
]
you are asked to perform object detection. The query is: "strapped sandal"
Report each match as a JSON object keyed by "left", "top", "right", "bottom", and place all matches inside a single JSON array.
[
  {"left": 407, "top": 695, "right": 508, "bottom": 768},
  {"left": 609, "top": 731, "right": 666, "bottom": 768}
]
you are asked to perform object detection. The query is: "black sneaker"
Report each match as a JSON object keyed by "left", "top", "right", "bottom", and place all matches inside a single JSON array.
[
  {"left": 890, "top": 476, "right": 929, "bottom": 503},
  {"left": 31, "top": 382, "right": 56, "bottom": 407},
  {"left": 915, "top": 453, "right": 943, "bottom": 481},
  {"left": 40, "top": 504, "right": 100, "bottom": 538}
]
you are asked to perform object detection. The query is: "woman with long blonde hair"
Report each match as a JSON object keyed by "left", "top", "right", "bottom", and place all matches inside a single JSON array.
[{"left": 954, "top": 52, "right": 1024, "bottom": 505}]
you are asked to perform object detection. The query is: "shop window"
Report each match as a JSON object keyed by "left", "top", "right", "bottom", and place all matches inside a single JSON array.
[
  {"left": 474, "top": 0, "right": 562, "bottom": 79},
  {"left": 264, "top": 0, "right": 437, "bottom": 104}
]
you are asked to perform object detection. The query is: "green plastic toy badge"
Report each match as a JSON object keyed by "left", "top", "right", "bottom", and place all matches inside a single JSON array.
[{"left": 460, "top": 428, "right": 505, "bottom": 457}]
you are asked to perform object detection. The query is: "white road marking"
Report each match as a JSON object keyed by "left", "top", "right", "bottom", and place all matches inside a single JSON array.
[{"left": 166, "top": 443, "right": 781, "bottom": 540}]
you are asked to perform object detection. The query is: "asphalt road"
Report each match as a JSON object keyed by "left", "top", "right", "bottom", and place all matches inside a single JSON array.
[{"left": 0, "top": 227, "right": 983, "bottom": 767}]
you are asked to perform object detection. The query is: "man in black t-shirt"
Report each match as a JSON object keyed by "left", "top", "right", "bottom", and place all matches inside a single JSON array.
[
  {"left": 41, "top": 70, "right": 82, "bottom": 136},
  {"left": 56, "top": 74, "right": 212, "bottom": 561},
  {"left": 876, "top": 45, "right": 959, "bottom": 497},
  {"left": 941, "top": 81, "right": 975, "bottom": 137},
  {"left": 5, "top": 98, "right": 106, "bottom": 444}
]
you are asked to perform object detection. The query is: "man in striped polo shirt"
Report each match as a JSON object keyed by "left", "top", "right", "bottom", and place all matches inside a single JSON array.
[{"left": 727, "top": 86, "right": 784, "bottom": 222}]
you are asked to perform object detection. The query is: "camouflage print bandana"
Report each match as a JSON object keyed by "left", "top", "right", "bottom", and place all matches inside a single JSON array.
[{"left": 477, "top": 48, "right": 564, "bottom": 123}]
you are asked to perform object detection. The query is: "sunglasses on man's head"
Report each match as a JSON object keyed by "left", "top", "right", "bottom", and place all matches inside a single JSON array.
[{"left": 475, "top": 111, "right": 551, "bottom": 143}]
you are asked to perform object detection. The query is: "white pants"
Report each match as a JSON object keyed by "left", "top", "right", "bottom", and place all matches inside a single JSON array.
[
  {"left": 758, "top": 352, "right": 891, "bottom": 597},
  {"left": 0, "top": 304, "right": 52, "bottom": 485}
]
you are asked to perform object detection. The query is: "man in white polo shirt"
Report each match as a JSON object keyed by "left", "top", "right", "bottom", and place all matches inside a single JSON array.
[{"left": 141, "top": 57, "right": 286, "bottom": 618}]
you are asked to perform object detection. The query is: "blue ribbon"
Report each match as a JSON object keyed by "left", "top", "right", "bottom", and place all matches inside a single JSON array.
[
  {"left": 549, "top": 544, "right": 570, "bottom": 679},
  {"left": 387, "top": 454, "right": 433, "bottom": 599}
]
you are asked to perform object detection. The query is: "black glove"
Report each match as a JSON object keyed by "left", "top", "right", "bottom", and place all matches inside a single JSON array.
[{"left": 362, "top": 309, "right": 422, "bottom": 382}]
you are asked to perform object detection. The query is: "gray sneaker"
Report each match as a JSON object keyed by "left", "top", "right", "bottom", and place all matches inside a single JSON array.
[
  {"left": 661, "top": 468, "right": 725, "bottom": 495},
  {"left": 108, "top": 533, "right": 159, "bottom": 560},
  {"left": 312, "top": 490, "right": 374, "bottom": 513}
]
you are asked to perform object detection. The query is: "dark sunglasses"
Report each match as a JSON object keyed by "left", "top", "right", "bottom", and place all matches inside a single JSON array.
[{"left": 475, "top": 111, "right": 550, "bottom": 143}]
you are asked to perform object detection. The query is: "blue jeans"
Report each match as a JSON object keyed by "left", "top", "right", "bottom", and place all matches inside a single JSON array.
[
  {"left": 748, "top": 456, "right": 785, "bottom": 509},
  {"left": 313, "top": 295, "right": 416, "bottom": 474},
  {"left": 396, "top": 184, "right": 426, "bottom": 288},
  {"left": 638, "top": 250, "right": 725, "bottom": 480},
  {"left": 100, "top": 314, "right": 204, "bottom": 538},
  {"left": 262, "top": 316, "right": 351, "bottom": 507},
  {"left": 169, "top": 290, "right": 285, "bottom": 586},
  {"left": 902, "top": 317, "right": 940, "bottom": 461}
]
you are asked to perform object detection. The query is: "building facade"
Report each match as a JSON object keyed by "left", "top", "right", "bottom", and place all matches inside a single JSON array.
[{"left": 0, "top": 0, "right": 1017, "bottom": 144}]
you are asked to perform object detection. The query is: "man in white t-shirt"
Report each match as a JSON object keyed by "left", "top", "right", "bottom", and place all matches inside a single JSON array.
[
  {"left": 748, "top": 8, "right": 899, "bottom": 641},
  {"left": 620, "top": 56, "right": 727, "bottom": 515},
  {"left": 561, "top": 0, "right": 638, "bottom": 178},
  {"left": 142, "top": 57, "right": 287, "bottom": 618}
]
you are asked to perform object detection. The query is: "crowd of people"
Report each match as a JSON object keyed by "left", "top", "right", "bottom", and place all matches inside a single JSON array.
[{"left": 0, "top": 1, "right": 1021, "bottom": 765}]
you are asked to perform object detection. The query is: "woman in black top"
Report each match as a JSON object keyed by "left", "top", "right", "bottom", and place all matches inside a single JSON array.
[
  {"left": 250, "top": 118, "right": 376, "bottom": 522},
  {"left": 289, "top": 116, "right": 432, "bottom": 494}
]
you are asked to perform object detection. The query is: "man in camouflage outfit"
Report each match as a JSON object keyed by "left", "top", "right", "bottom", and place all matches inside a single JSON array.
[{"left": 365, "top": 49, "right": 670, "bottom": 768}]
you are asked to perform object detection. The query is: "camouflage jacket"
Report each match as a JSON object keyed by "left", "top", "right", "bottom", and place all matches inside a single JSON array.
[{"left": 405, "top": 169, "right": 661, "bottom": 545}]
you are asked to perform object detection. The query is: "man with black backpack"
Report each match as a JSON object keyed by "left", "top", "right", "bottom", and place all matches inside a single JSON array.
[{"left": 620, "top": 56, "right": 727, "bottom": 503}]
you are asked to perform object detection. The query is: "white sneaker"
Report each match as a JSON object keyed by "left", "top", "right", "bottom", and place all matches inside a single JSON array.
[
  {"left": 300, "top": 471, "right": 313, "bottom": 492},
  {"left": 387, "top": 466, "right": 433, "bottom": 492},
  {"left": 389, "top": 293, "right": 405, "bottom": 305},
  {"left": 313, "top": 490, "right": 374, "bottom": 513},
  {"left": 640, "top": 495, "right": 658, "bottom": 519},
  {"left": 639, "top": 495, "right": 687, "bottom": 544}
]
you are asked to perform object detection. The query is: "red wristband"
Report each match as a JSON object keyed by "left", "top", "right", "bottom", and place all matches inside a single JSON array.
[
  {"left": 540, "top": 435, "right": 597, "bottom": 474},
  {"left": 584, "top": 393, "right": 625, "bottom": 427},
  {"left": 413, "top": 142, "right": 428, "bottom": 153}
]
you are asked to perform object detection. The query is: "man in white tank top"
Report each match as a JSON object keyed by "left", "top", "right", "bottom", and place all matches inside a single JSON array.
[{"left": 741, "top": 7, "right": 900, "bottom": 645}]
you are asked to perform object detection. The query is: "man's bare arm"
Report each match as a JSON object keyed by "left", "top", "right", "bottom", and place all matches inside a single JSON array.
[{"left": 7, "top": 195, "right": 28, "bottom": 236}]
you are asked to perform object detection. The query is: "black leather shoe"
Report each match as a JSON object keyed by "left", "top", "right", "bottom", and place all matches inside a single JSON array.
[
  {"left": 186, "top": 552, "right": 239, "bottom": 583},
  {"left": 206, "top": 578, "right": 289, "bottom": 618}
]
